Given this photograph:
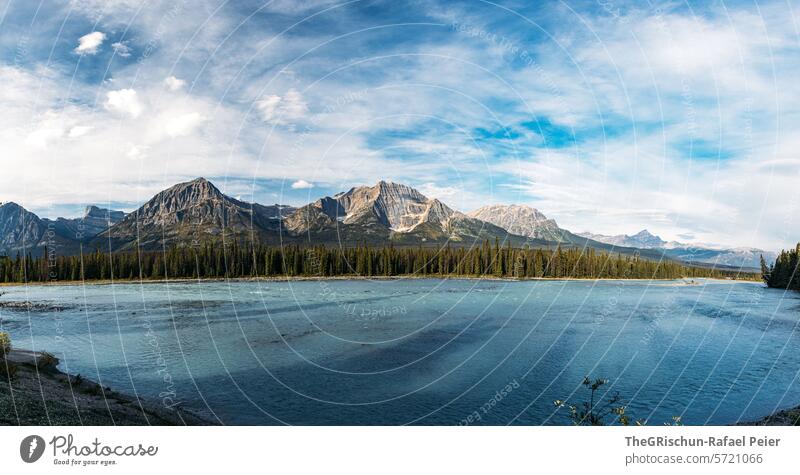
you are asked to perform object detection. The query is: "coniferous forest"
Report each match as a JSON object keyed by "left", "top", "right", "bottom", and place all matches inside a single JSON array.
[
  {"left": 0, "top": 240, "right": 756, "bottom": 284},
  {"left": 762, "top": 243, "right": 800, "bottom": 290}
]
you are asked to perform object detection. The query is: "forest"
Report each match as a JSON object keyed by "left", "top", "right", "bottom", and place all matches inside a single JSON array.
[
  {"left": 0, "top": 240, "right": 757, "bottom": 284},
  {"left": 762, "top": 243, "right": 800, "bottom": 290}
]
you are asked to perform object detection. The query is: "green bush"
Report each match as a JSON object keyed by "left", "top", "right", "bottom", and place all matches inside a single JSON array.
[{"left": 0, "top": 332, "right": 10, "bottom": 355}]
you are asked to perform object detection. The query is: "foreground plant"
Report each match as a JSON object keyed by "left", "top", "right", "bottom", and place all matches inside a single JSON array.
[
  {"left": 0, "top": 331, "right": 10, "bottom": 355},
  {"left": 554, "top": 377, "right": 643, "bottom": 426},
  {"left": 0, "top": 331, "right": 16, "bottom": 380}
]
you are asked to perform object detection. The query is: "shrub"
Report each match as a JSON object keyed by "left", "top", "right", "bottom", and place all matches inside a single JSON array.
[
  {"left": 554, "top": 376, "right": 639, "bottom": 426},
  {"left": 0, "top": 332, "right": 10, "bottom": 355},
  {"left": 0, "top": 360, "right": 17, "bottom": 380},
  {"left": 36, "top": 351, "right": 58, "bottom": 370}
]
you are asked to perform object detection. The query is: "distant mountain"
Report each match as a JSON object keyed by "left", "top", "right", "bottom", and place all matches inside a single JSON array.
[
  {"left": 0, "top": 178, "right": 774, "bottom": 270},
  {"left": 462, "top": 205, "right": 668, "bottom": 259},
  {"left": 96, "top": 178, "right": 294, "bottom": 251},
  {"left": 285, "top": 181, "right": 521, "bottom": 246},
  {"left": 0, "top": 202, "right": 51, "bottom": 255},
  {"left": 661, "top": 246, "right": 776, "bottom": 270},
  {"left": 577, "top": 229, "right": 666, "bottom": 249},
  {"left": 0, "top": 202, "right": 124, "bottom": 256},
  {"left": 578, "top": 229, "right": 774, "bottom": 269},
  {"left": 467, "top": 204, "right": 566, "bottom": 242},
  {"left": 48, "top": 206, "right": 126, "bottom": 242}
]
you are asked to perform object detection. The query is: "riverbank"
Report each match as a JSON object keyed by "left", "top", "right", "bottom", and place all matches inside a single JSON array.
[
  {"left": 0, "top": 349, "right": 213, "bottom": 426},
  {"left": 2, "top": 347, "right": 796, "bottom": 426},
  {"left": 0, "top": 274, "right": 758, "bottom": 288},
  {"left": 742, "top": 407, "right": 800, "bottom": 426}
]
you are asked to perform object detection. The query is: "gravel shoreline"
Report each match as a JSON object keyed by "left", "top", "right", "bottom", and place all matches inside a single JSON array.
[{"left": 0, "top": 349, "right": 214, "bottom": 426}]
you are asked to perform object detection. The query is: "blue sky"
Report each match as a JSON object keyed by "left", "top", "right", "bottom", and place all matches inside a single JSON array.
[{"left": 1, "top": 0, "right": 798, "bottom": 250}]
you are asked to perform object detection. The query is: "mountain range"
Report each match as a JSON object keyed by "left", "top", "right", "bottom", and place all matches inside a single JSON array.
[
  {"left": 0, "top": 178, "right": 772, "bottom": 270},
  {"left": 577, "top": 230, "right": 776, "bottom": 269},
  {"left": 0, "top": 202, "right": 126, "bottom": 256}
]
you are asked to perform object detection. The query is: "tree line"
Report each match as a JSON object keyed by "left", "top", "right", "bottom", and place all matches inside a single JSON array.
[
  {"left": 0, "top": 240, "right": 756, "bottom": 283},
  {"left": 761, "top": 243, "right": 800, "bottom": 290}
]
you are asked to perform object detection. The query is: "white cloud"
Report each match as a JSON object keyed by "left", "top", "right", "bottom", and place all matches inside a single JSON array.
[
  {"left": 111, "top": 41, "right": 131, "bottom": 57},
  {"left": 74, "top": 31, "right": 106, "bottom": 55},
  {"left": 164, "top": 76, "right": 186, "bottom": 91},
  {"left": 255, "top": 95, "right": 282, "bottom": 122},
  {"left": 25, "top": 126, "right": 64, "bottom": 149},
  {"left": 291, "top": 179, "right": 314, "bottom": 189},
  {"left": 126, "top": 145, "right": 148, "bottom": 161},
  {"left": 416, "top": 182, "right": 461, "bottom": 199},
  {"left": 105, "top": 89, "right": 143, "bottom": 118},
  {"left": 165, "top": 112, "right": 205, "bottom": 137},
  {"left": 68, "top": 126, "right": 92, "bottom": 138},
  {"left": 255, "top": 88, "right": 307, "bottom": 124}
]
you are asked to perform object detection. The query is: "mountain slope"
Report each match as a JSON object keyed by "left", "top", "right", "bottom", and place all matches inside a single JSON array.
[
  {"left": 0, "top": 202, "right": 89, "bottom": 256},
  {"left": 0, "top": 202, "right": 49, "bottom": 255},
  {"left": 46, "top": 206, "right": 126, "bottom": 242},
  {"left": 285, "top": 181, "right": 525, "bottom": 246},
  {"left": 96, "top": 178, "right": 294, "bottom": 251},
  {"left": 467, "top": 204, "right": 567, "bottom": 242}
]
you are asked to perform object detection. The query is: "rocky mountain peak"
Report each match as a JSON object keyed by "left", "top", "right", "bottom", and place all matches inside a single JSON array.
[
  {"left": 0, "top": 202, "right": 24, "bottom": 213},
  {"left": 306, "top": 181, "right": 455, "bottom": 232},
  {"left": 628, "top": 230, "right": 666, "bottom": 248},
  {"left": 83, "top": 205, "right": 125, "bottom": 222},
  {"left": 102, "top": 177, "right": 236, "bottom": 236},
  {"left": 99, "top": 178, "right": 294, "bottom": 250},
  {"left": 0, "top": 202, "right": 54, "bottom": 255},
  {"left": 467, "top": 204, "right": 564, "bottom": 241}
]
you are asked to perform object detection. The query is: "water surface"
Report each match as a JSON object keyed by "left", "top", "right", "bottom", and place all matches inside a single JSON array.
[{"left": 1, "top": 278, "right": 798, "bottom": 425}]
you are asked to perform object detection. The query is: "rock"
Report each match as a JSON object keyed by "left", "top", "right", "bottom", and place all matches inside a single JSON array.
[{"left": 468, "top": 204, "right": 565, "bottom": 241}]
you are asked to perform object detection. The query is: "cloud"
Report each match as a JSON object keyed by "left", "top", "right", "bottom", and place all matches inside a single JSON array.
[
  {"left": 165, "top": 112, "right": 205, "bottom": 137},
  {"left": 68, "top": 126, "right": 92, "bottom": 138},
  {"left": 291, "top": 179, "right": 314, "bottom": 189},
  {"left": 255, "top": 88, "right": 307, "bottom": 124},
  {"left": 105, "top": 89, "right": 143, "bottom": 118},
  {"left": 164, "top": 76, "right": 186, "bottom": 91},
  {"left": 2, "top": 1, "right": 798, "bottom": 250},
  {"left": 416, "top": 182, "right": 461, "bottom": 200},
  {"left": 255, "top": 95, "right": 281, "bottom": 122},
  {"left": 74, "top": 31, "right": 106, "bottom": 54},
  {"left": 111, "top": 41, "right": 131, "bottom": 57},
  {"left": 126, "top": 145, "right": 149, "bottom": 161}
]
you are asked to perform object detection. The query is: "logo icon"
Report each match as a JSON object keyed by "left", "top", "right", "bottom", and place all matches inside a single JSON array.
[{"left": 20, "top": 435, "right": 45, "bottom": 463}]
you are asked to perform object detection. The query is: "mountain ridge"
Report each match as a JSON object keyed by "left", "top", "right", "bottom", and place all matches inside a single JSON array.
[
  {"left": 0, "top": 178, "right": 771, "bottom": 270},
  {"left": 578, "top": 229, "right": 774, "bottom": 269}
]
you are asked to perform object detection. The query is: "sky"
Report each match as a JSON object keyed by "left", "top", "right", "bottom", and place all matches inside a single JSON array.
[{"left": 0, "top": 0, "right": 799, "bottom": 251}]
